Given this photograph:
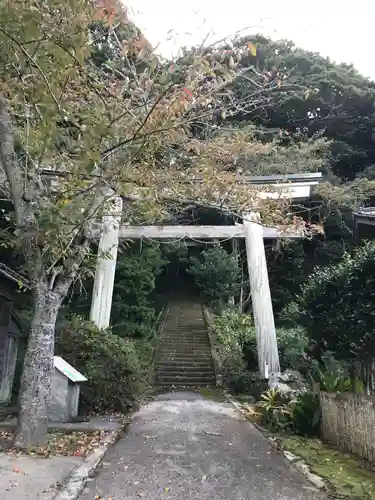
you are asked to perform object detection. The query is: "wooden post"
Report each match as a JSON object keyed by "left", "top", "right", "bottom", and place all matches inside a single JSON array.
[
  {"left": 244, "top": 212, "right": 280, "bottom": 378},
  {"left": 90, "top": 195, "right": 122, "bottom": 329}
]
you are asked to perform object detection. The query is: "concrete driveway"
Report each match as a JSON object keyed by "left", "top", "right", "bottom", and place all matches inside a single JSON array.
[{"left": 79, "top": 391, "right": 328, "bottom": 500}]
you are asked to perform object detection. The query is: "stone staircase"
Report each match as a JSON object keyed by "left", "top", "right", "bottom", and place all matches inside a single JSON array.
[{"left": 154, "top": 300, "right": 216, "bottom": 388}]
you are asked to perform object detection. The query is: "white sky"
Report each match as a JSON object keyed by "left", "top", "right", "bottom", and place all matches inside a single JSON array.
[{"left": 125, "top": 0, "right": 375, "bottom": 80}]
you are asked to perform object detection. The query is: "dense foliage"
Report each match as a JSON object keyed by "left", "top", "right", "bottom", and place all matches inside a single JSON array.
[
  {"left": 259, "top": 389, "right": 321, "bottom": 436},
  {"left": 210, "top": 309, "right": 255, "bottom": 392},
  {"left": 56, "top": 314, "right": 149, "bottom": 413},
  {"left": 111, "top": 243, "right": 166, "bottom": 338},
  {"left": 188, "top": 246, "right": 241, "bottom": 307},
  {"left": 229, "top": 34, "right": 375, "bottom": 181},
  {"left": 210, "top": 307, "right": 309, "bottom": 392},
  {"left": 298, "top": 241, "right": 375, "bottom": 364}
]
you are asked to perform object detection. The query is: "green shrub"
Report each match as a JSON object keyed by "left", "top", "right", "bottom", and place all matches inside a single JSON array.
[
  {"left": 291, "top": 391, "right": 321, "bottom": 437},
  {"left": 111, "top": 243, "right": 166, "bottom": 338},
  {"left": 298, "top": 242, "right": 375, "bottom": 364},
  {"left": 188, "top": 246, "right": 241, "bottom": 308},
  {"left": 277, "top": 327, "right": 309, "bottom": 371},
  {"left": 309, "top": 363, "right": 365, "bottom": 394},
  {"left": 242, "top": 326, "right": 309, "bottom": 373},
  {"left": 211, "top": 309, "right": 255, "bottom": 392},
  {"left": 56, "top": 314, "right": 150, "bottom": 413},
  {"left": 259, "top": 388, "right": 293, "bottom": 432},
  {"left": 259, "top": 388, "right": 321, "bottom": 437}
]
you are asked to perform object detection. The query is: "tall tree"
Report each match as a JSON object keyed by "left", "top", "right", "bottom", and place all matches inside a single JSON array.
[
  {"left": 0, "top": 1, "right": 328, "bottom": 447},
  {"left": 227, "top": 34, "right": 375, "bottom": 181}
]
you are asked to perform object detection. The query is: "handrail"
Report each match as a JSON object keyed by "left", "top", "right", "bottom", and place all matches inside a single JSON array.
[
  {"left": 201, "top": 303, "right": 223, "bottom": 387},
  {"left": 148, "top": 303, "right": 170, "bottom": 386}
]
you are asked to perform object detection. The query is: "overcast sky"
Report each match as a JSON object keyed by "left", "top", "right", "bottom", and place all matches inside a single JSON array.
[{"left": 125, "top": 0, "right": 375, "bottom": 80}]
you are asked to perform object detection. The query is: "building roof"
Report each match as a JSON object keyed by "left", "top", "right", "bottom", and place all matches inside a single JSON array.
[
  {"left": 54, "top": 356, "right": 87, "bottom": 383},
  {"left": 354, "top": 207, "right": 375, "bottom": 227},
  {"left": 0, "top": 263, "right": 30, "bottom": 289}
]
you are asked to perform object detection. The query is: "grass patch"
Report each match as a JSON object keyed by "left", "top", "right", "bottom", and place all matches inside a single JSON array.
[
  {"left": 278, "top": 435, "right": 375, "bottom": 499},
  {"left": 196, "top": 386, "right": 226, "bottom": 402},
  {"left": 235, "top": 393, "right": 255, "bottom": 403}
]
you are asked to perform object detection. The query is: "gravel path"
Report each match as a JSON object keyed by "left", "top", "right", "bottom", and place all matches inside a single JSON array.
[{"left": 79, "top": 391, "right": 328, "bottom": 500}]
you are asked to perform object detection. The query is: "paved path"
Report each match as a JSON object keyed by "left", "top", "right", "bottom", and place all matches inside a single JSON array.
[
  {"left": 0, "top": 454, "right": 81, "bottom": 499},
  {"left": 79, "top": 392, "right": 328, "bottom": 500}
]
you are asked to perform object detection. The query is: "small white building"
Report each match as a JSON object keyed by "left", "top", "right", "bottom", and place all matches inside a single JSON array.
[{"left": 49, "top": 356, "right": 87, "bottom": 423}]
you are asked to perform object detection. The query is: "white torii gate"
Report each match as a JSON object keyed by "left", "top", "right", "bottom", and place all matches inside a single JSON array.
[{"left": 90, "top": 173, "right": 322, "bottom": 377}]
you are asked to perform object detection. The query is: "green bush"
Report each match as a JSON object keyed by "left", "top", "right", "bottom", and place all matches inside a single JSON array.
[
  {"left": 291, "top": 391, "right": 321, "bottom": 437},
  {"left": 56, "top": 315, "right": 150, "bottom": 413},
  {"left": 298, "top": 242, "right": 375, "bottom": 363},
  {"left": 210, "top": 309, "right": 255, "bottom": 392},
  {"left": 259, "top": 388, "right": 293, "bottom": 432},
  {"left": 259, "top": 388, "right": 321, "bottom": 437},
  {"left": 277, "top": 327, "right": 309, "bottom": 371},
  {"left": 111, "top": 243, "right": 166, "bottom": 338},
  {"left": 188, "top": 246, "right": 241, "bottom": 307},
  {"left": 242, "top": 326, "right": 309, "bottom": 373}
]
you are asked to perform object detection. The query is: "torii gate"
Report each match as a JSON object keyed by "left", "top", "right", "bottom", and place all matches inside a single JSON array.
[{"left": 90, "top": 172, "right": 322, "bottom": 377}]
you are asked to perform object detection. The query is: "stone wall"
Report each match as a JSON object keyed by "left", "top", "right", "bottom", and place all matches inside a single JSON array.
[{"left": 320, "top": 392, "right": 375, "bottom": 464}]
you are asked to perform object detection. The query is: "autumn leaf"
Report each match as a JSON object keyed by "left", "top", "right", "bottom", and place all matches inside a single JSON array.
[{"left": 247, "top": 42, "right": 257, "bottom": 56}]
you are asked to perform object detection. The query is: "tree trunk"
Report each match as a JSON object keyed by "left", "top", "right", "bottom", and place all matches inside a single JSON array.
[{"left": 13, "top": 286, "right": 63, "bottom": 448}]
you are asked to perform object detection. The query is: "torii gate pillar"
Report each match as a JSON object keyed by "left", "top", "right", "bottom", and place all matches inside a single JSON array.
[
  {"left": 244, "top": 212, "right": 280, "bottom": 378},
  {"left": 90, "top": 196, "right": 122, "bottom": 329}
]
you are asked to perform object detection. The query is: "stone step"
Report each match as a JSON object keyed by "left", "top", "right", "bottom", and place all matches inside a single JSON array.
[
  {"left": 162, "top": 329, "right": 207, "bottom": 334},
  {"left": 156, "top": 357, "right": 213, "bottom": 364},
  {"left": 156, "top": 351, "right": 212, "bottom": 362},
  {"left": 155, "top": 374, "right": 215, "bottom": 383},
  {"left": 163, "top": 328, "right": 206, "bottom": 332},
  {"left": 161, "top": 338, "right": 208, "bottom": 342},
  {"left": 159, "top": 339, "right": 210, "bottom": 347},
  {"left": 155, "top": 301, "right": 215, "bottom": 388},
  {"left": 162, "top": 330, "right": 208, "bottom": 334},
  {"left": 155, "top": 360, "right": 214, "bottom": 368},
  {"left": 155, "top": 384, "right": 214, "bottom": 389},
  {"left": 157, "top": 351, "right": 211, "bottom": 357},
  {"left": 162, "top": 332, "right": 208, "bottom": 336},
  {"left": 163, "top": 324, "right": 206, "bottom": 327},
  {"left": 158, "top": 346, "right": 211, "bottom": 351},
  {"left": 159, "top": 347, "right": 211, "bottom": 352},
  {"left": 159, "top": 339, "right": 209, "bottom": 344},
  {"left": 157, "top": 344, "right": 211, "bottom": 350},
  {"left": 161, "top": 336, "right": 208, "bottom": 340},
  {"left": 156, "top": 371, "right": 214, "bottom": 379},
  {"left": 155, "top": 377, "right": 215, "bottom": 387},
  {"left": 164, "top": 318, "right": 204, "bottom": 321},
  {"left": 156, "top": 371, "right": 214, "bottom": 378},
  {"left": 156, "top": 365, "right": 214, "bottom": 373}
]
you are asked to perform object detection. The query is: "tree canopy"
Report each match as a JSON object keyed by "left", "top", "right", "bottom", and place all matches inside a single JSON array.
[{"left": 226, "top": 34, "right": 375, "bottom": 182}]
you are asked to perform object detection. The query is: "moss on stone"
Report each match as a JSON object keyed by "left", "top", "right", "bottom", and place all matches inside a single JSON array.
[{"left": 279, "top": 436, "right": 375, "bottom": 499}]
